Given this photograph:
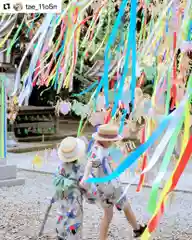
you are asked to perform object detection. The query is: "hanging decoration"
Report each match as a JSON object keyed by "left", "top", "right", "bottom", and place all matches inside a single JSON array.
[{"left": 32, "top": 153, "right": 43, "bottom": 168}]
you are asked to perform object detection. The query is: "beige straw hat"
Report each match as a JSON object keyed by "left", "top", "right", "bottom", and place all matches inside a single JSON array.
[
  {"left": 58, "top": 137, "right": 86, "bottom": 163},
  {"left": 92, "top": 124, "right": 123, "bottom": 142}
]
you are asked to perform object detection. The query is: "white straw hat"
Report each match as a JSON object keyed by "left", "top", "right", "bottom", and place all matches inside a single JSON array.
[
  {"left": 92, "top": 124, "right": 123, "bottom": 142},
  {"left": 58, "top": 137, "right": 86, "bottom": 163}
]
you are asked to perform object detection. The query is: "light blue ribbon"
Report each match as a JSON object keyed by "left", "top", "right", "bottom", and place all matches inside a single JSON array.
[
  {"left": 112, "top": 0, "right": 137, "bottom": 116},
  {"left": 87, "top": 89, "right": 192, "bottom": 183},
  {"left": 18, "top": 14, "right": 55, "bottom": 104},
  {"left": 130, "top": 9, "right": 137, "bottom": 108},
  {"left": 86, "top": 112, "right": 172, "bottom": 183},
  {"left": 72, "top": 81, "right": 98, "bottom": 97},
  {"left": 94, "top": 0, "right": 129, "bottom": 107},
  {"left": 54, "top": 36, "right": 67, "bottom": 89},
  {"left": 119, "top": 109, "right": 127, "bottom": 134}
]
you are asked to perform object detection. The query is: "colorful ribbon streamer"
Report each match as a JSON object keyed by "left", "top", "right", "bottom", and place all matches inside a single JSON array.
[
  {"left": 0, "top": 76, "right": 7, "bottom": 159},
  {"left": 136, "top": 126, "right": 147, "bottom": 192},
  {"left": 112, "top": 0, "right": 137, "bottom": 116},
  {"left": 87, "top": 114, "right": 171, "bottom": 183},
  {"left": 141, "top": 135, "right": 192, "bottom": 239},
  {"left": 87, "top": 88, "right": 191, "bottom": 183},
  {"left": 147, "top": 113, "right": 184, "bottom": 213},
  {"left": 94, "top": 0, "right": 129, "bottom": 106},
  {"left": 72, "top": 81, "right": 98, "bottom": 97}
]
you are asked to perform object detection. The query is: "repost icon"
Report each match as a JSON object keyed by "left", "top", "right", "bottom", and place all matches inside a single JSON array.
[
  {"left": 2, "top": 0, "right": 61, "bottom": 13},
  {"left": 3, "top": 3, "right": 11, "bottom": 10}
]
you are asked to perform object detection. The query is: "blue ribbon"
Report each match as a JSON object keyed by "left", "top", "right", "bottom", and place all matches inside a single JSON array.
[
  {"left": 72, "top": 81, "right": 98, "bottom": 97},
  {"left": 102, "top": 157, "right": 109, "bottom": 175},
  {"left": 130, "top": 6, "right": 137, "bottom": 108},
  {"left": 94, "top": 0, "right": 129, "bottom": 107},
  {"left": 154, "top": 38, "right": 162, "bottom": 56},
  {"left": 165, "top": 19, "right": 169, "bottom": 33},
  {"left": 87, "top": 139, "right": 94, "bottom": 154},
  {"left": 55, "top": 47, "right": 63, "bottom": 58},
  {"left": 86, "top": 125, "right": 99, "bottom": 154},
  {"left": 112, "top": 0, "right": 137, "bottom": 116},
  {"left": 119, "top": 109, "right": 127, "bottom": 134},
  {"left": 26, "top": 14, "right": 54, "bottom": 89},
  {"left": 86, "top": 112, "right": 172, "bottom": 183},
  {"left": 54, "top": 37, "right": 66, "bottom": 89},
  {"left": 187, "top": 20, "right": 192, "bottom": 41},
  {"left": 117, "top": 28, "right": 125, "bottom": 52}
]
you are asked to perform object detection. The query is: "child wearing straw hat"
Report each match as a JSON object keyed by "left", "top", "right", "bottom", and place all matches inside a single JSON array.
[
  {"left": 54, "top": 136, "right": 96, "bottom": 240},
  {"left": 81, "top": 124, "right": 146, "bottom": 239}
]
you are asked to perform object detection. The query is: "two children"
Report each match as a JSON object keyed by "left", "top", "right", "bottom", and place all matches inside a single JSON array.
[{"left": 54, "top": 124, "right": 146, "bottom": 240}]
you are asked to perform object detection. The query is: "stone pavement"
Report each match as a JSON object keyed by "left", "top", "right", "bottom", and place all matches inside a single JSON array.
[
  {"left": 1, "top": 170, "right": 192, "bottom": 240},
  {"left": 6, "top": 151, "right": 192, "bottom": 193}
]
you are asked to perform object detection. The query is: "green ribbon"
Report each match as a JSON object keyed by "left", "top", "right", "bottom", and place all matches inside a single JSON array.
[
  {"left": 138, "top": 12, "right": 145, "bottom": 46},
  {"left": 148, "top": 74, "right": 192, "bottom": 214},
  {"left": 165, "top": 69, "right": 172, "bottom": 115},
  {"left": 0, "top": 76, "right": 6, "bottom": 159},
  {"left": 148, "top": 113, "right": 184, "bottom": 214},
  {"left": 6, "top": 19, "right": 24, "bottom": 57},
  {"left": 77, "top": 118, "right": 84, "bottom": 137}
]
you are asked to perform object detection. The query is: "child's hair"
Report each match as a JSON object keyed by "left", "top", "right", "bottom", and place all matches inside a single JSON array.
[{"left": 66, "top": 160, "right": 78, "bottom": 164}]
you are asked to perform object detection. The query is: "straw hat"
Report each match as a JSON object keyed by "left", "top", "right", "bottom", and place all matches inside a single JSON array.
[
  {"left": 58, "top": 137, "right": 86, "bottom": 163},
  {"left": 92, "top": 124, "right": 122, "bottom": 142}
]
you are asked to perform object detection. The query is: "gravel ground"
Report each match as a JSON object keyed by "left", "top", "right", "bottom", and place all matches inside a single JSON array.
[{"left": 1, "top": 170, "right": 192, "bottom": 240}]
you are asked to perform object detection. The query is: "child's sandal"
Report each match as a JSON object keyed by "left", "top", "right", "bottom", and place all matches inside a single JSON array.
[{"left": 133, "top": 224, "right": 147, "bottom": 238}]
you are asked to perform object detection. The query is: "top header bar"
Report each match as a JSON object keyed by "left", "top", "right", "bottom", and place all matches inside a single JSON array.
[{"left": 0, "top": 0, "right": 62, "bottom": 13}]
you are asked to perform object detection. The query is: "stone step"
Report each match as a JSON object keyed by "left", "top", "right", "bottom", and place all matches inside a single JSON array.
[
  {"left": 0, "top": 178, "right": 25, "bottom": 187},
  {"left": 0, "top": 165, "right": 17, "bottom": 180},
  {"left": 8, "top": 142, "right": 59, "bottom": 154}
]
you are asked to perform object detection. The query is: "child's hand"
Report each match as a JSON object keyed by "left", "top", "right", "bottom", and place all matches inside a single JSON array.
[{"left": 79, "top": 178, "right": 87, "bottom": 189}]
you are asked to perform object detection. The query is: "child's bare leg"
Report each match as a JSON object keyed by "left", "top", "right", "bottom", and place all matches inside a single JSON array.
[
  {"left": 100, "top": 206, "right": 113, "bottom": 240},
  {"left": 123, "top": 202, "right": 139, "bottom": 230}
]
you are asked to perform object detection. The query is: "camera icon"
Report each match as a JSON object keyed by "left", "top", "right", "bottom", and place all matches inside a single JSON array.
[{"left": 13, "top": 2, "right": 23, "bottom": 11}]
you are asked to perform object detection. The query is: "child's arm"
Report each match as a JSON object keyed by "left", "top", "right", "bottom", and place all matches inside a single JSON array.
[
  {"left": 80, "top": 146, "right": 97, "bottom": 186},
  {"left": 82, "top": 160, "right": 93, "bottom": 181},
  {"left": 79, "top": 146, "right": 101, "bottom": 199}
]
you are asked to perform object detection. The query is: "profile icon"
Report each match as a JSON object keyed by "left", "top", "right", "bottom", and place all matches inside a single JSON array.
[{"left": 13, "top": 2, "right": 23, "bottom": 11}]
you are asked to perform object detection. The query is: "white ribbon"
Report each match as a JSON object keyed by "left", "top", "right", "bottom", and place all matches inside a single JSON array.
[
  {"left": 142, "top": 90, "right": 191, "bottom": 174},
  {"left": 12, "top": 14, "right": 54, "bottom": 97}
]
